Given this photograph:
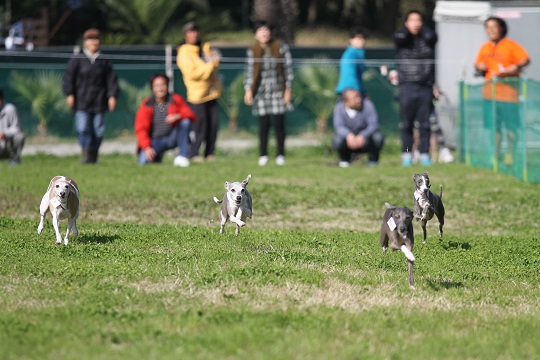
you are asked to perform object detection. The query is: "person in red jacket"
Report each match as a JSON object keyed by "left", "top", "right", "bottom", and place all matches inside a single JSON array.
[{"left": 135, "top": 73, "right": 196, "bottom": 166}]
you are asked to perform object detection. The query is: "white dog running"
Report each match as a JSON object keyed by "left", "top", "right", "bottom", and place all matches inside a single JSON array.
[{"left": 37, "top": 175, "right": 80, "bottom": 245}]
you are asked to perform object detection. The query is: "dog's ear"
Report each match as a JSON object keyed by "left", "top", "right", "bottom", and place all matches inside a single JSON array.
[
  {"left": 423, "top": 170, "right": 429, "bottom": 176},
  {"left": 224, "top": 181, "right": 230, "bottom": 190},
  {"left": 242, "top": 174, "right": 251, "bottom": 186},
  {"left": 385, "top": 202, "right": 396, "bottom": 209}
]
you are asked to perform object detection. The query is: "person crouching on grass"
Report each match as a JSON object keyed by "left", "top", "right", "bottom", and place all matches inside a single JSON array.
[
  {"left": 134, "top": 73, "right": 196, "bottom": 167},
  {"left": 332, "top": 88, "right": 385, "bottom": 167}
]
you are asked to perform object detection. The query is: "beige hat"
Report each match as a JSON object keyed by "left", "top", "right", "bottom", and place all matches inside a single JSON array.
[{"left": 182, "top": 21, "right": 199, "bottom": 34}]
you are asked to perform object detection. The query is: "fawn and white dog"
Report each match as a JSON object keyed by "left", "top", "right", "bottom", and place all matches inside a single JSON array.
[
  {"left": 213, "top": 174, "right": 252, "bottom": 236},
  {"left": 37, "top": 176, "right": 80, "bottom": 245}
]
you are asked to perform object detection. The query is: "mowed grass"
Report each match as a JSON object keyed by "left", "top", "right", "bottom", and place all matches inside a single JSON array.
[{"left": 1, "top": 143, "right": 539, "bottom": 360}]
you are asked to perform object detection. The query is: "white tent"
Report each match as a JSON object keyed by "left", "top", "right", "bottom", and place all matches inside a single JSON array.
[{"left": 433, "top": 1, "right": 492, "bottom": 148}]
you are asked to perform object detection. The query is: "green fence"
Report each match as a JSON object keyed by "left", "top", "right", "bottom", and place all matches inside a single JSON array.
[
  {"left": 0, "top": 45, "right": 399, "bottom": 139},
  {"left": 458, "top": 78, "right": 540, "bottom": 183}
]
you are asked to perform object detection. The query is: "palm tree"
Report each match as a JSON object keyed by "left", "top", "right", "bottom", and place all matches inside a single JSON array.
[
  {"left": 294, "top": 59, "right": 339, "bottom": 134},
  {"left": 100, "top": 0, "right": 209, "bottom": 45},
  {"left": 9, "top": 70, "right": 69, "bottom": 136},
  {"left": 117, "top": 79, "right": 150, "bottom": 119},
  {"left": 218, "top": 73, "right": 245, "bottom": 132}
]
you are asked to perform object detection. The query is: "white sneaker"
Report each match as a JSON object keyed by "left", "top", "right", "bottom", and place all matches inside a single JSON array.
[
  {"left": 276, "top": 155, "right": 285, "bottom": 166},
  {"left": 338, "top": 161, "right": 350, "bottom": 168},
  {"left": 173, "top": 155, "right": 190, "bottom": 167},
  {"left": 438, "top": 147, "right": 454, "bottom": 163},
  {"left": 258, "top": 156, "right": 268, "bottom": 166}
]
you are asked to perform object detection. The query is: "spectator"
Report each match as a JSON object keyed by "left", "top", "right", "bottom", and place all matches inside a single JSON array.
[
  {"left": 474, "top": 16, "right": 530, "bottom": 166},
  {"left": 244, "top": 21, "right": 294, "bottom": 167},
  {"left": 0, "top": 89, "right": 25, "bottom": 166},
  {"left": 394, "top": 10, "right": 437, "bottom": 166},
  {"left": 134, "top": 73, "right": 196, "bottom": 166},
  {"left": 335, "top": 26, "right": 366, "bottom": 96},
  {"left": 176, "top": 21, "right": 222, "bottom": 162},
  {"left": 62, "top": 28, "right": 119, "bottom": 164},
  {"left": 332, "top": 88, "right": 384, "bottom": 167}
]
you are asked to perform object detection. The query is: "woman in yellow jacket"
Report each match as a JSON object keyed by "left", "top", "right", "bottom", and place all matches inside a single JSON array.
[{"left": 177, "top": 21, "right": 222, "bottom": 161}]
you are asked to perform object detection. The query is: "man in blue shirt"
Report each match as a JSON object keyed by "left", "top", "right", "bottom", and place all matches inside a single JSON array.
[{"left": 336, "top": 27, "right": 366, "bottom": 96}]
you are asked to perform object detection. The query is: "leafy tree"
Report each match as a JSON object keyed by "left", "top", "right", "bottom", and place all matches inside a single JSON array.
[
  {"left": 9, "top": 70, "right": 69, "bottom": 136},
  {"left": 294, "top": 59, "right": 339, "bottom": 134},
  {"left": 218, "top": 73, "right": 245, "bottom": 132},
  {"left": 98, "top": 0, "right": 209, "bottom": 45}
]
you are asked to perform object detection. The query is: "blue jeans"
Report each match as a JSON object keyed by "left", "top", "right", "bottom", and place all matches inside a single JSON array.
[
  {"left": 75, "top": 111, "right": 105, "bottom": 151},
  {"left": 138, "top": 119, "right": 190, "bottom": 165}
]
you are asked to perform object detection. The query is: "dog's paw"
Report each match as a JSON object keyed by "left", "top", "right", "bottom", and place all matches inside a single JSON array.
[
  {"left": 236, "top": 220, "right": 246, "bottom": 227},
  {"left": 37, "top": 226, "right": 43, "bottom": 234}
]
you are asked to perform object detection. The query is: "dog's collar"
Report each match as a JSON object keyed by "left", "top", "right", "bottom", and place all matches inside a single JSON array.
[{"left": 51, "top": 196, "right": 67, "bottom": 210}]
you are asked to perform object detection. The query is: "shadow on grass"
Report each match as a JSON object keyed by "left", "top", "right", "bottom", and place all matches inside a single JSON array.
[
  {"left": 426, "top": 278, "right": 464, "bottom": 291},
  {"left": 78, "top": 234, "right": 120, "bottom": 244}
]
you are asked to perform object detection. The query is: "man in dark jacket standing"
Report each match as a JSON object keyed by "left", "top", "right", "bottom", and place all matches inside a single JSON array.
[
  {"left": 394, "top": 10, "right": 437, "bottom": 166},
  {"left": 62, "top": 28, "right": 119, "bottom": 164}
]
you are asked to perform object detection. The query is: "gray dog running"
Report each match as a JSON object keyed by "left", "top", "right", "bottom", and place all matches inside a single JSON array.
[
  {"left": 413, "top": 171, "right": 445, "bottom": 244},
  {"left": 213, "top": 174, "right": 253, "bottom": 236},
  {"left": 380, "top": 203, "right": 415, "bottom": 288}
]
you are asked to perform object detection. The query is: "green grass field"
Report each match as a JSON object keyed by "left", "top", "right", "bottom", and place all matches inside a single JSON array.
[{"left": 1, "top": 143, "right": 539, "bottom": 359}]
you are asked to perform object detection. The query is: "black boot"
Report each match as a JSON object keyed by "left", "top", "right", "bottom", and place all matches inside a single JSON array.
[
  {"left": 81, "top": 147, "right": 91, "bottom": 164},
  {"left": 89, "top": 149, "right": 99, "bottom": 164}
]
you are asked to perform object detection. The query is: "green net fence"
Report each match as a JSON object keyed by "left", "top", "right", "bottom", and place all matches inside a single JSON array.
[{"left": 458, "top": 78, "right": 540, "bottom": 183}]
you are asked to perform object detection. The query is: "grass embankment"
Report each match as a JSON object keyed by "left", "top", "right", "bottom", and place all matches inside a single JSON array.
[{"left": 1, "top": 144, "right": 539, "bottom": 359}]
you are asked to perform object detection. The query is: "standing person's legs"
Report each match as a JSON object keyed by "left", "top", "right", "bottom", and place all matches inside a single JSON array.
[
  {"left": 75, "top": 111, "right": 92, "bottom": 163},
  {"left": 188, "top": 102, "right": 206, "bottom": 159},
  {"left": 90, "top": 113, "right": 105, "bottom": 163},
  {"left": 204, "top": 99, "right": 219, "bottom": 158},
  {"left": 398, "top": 85, "right": 416, "bottom": 165},
  {"left": 258, "top": 115, "right": 271, "bottom": 166},
  {"left": 274, "top": 113, "right": 286, "bottom": 157},
  {"left": 416, "top": 86, "right": 433, "bottom": 164}
]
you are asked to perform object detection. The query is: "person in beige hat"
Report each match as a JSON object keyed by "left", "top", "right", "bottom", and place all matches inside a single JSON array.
[
  {"left": 176, "top": 22, "right": 222, "bottom": 162},
  {"left": 62, "top": 28, "right": 119, "bottom": 164}
]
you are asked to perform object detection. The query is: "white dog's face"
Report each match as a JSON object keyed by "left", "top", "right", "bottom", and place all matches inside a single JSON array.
[
  {"left": 414, "top": 172, "right": 431, "bottom": 193},
  {"left": 54, "top": 181, "right": 71, "bottom": 200},
  {"left": 225, "top": 181, "right": 246, "bottom": 205}
]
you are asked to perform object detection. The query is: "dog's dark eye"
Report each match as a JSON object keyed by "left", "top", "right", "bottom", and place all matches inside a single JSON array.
[
  {"left": 231, "top": 189, "right": 235, "bottom": 193},
  {"left": 241, "top": 189, "right": 245, "bottom": 194},
  {"left": 55, "top": 185, "right": 59, "bottom": 188}
]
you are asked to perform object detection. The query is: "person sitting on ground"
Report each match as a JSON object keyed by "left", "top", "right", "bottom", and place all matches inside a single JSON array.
[
  {"left": 134, "top": 73, "right": 196, "bottom": 167},
  {"left": 0, "top": 89, "right": 25, "bottom": 166},
  {"left": 332, "top": 88, "right": 384, "bottom": 167}
]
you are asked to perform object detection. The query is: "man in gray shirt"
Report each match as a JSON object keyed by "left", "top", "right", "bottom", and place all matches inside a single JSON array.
[
  {"left": 332, "top": 88, "right": 384, "bottom": 167},
  {"left": 0, "top": 89, "right": 25, "bottom": 166}
]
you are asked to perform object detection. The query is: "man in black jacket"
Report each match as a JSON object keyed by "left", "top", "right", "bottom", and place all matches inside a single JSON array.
[
  {"left": 62, "top": 28, "right": 119, "bottom": 164},
  {"left": 394, "top": 10, "right": 437, "bottom": 166}
]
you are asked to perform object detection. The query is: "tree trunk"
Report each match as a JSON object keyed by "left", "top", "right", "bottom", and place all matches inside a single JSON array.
[
  {"left": 252, "top": 0, "right": 298, "bottom": 44},
  {"left": 37, "top": 121, "right": 48, "bottom": 137},
  {"left": 316, "top": 116, "right": 328, "bottom": 134},
  {"left": 381, "top": 0, "right": 400, "bottom": 36},
  {"left": 228, "top": 117, "right": 238, "bottom": 132}
]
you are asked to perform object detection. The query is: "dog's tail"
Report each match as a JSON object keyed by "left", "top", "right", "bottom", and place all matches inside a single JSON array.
[
  {"left": 439, "top": 185, "right": 443, "bottom": 199},
  {"left": 213, "top": 196, "right": 223, "bottom": 204}
]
